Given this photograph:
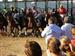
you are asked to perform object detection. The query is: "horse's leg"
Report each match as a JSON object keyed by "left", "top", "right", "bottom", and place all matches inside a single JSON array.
[
  {"left": 22, "top": 27, "right": 27, "bottom": 36},
  {"left": 18, "top": 25, "right": 22, "bottom": 36},
  {"left": 18, "top": 25, "right": 24, "bottom": 36},
  {"left": 32, "top": 22, "right": 39, "bottom": 37},
  {"left": 0, "top": 25, "right": 3, "bottom": 35},
  {"left": 24, "top": 19, "right": 29, "bottom": 36},
  {"left": 41, "top": 25, "right": 44, "bottom": 30},
  {"left": 3, "top": 26, "right": 7, "bottom": 32},
  {"left": 7, "top": 25, "right": 11, "bottom": 36},
  {"left": 13, "top": 26, "right": 19, "bottom": 37},
  {"left": 35, "top": 26, "right": 41, "bottom": 37},
  {"left": 16, "top": 25, "right": 19, "bottom": 37},
  {"left": 31, "top": 20, "right": 36, "bottom": 36},
  {"left": 11, "top": 26, "right": 15, "bottom": 36}
]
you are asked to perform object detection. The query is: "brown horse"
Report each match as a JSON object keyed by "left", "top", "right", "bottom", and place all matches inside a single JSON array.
[
  {"left": 5, "top": 11, "right": 19, "bottom": 36},
  {"left": 6, "top": 15, "right": 15, "bottom": 36}
]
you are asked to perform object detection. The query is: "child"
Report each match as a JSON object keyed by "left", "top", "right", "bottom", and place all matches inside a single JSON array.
[
  {"left": 70, "top": 25, "right": 75, "bottom": 53},
  {"left": 24, "top": 40, "right": 42, "bottom": 56},
  {"left": 47, "top": 37, "right": 65, "bottom": 56}
]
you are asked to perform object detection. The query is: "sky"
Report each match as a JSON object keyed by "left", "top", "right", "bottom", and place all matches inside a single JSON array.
[
  {"left": 0, "top": 0, "right": 2, "bottom": 2},
  {"left": 0, "top": 0, "right": 23, "bottom": 2},
  {"left": 0, "top": 0, "right": 75, "bottom": 2}
]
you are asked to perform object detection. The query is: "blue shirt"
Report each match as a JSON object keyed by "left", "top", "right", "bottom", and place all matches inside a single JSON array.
[
  {"left": 41, "top": 24, "right": 64, "bottom": 43},
  {"left": 61, "top": 23, "right": 73, "bottom": 40}
]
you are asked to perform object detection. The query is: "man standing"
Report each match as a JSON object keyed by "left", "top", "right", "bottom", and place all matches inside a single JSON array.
[
  {"left": 58, "top": 5, "right": 67, "bottom": 19},
  {"left": 61, "top": 16, "right": 73, "bottom": 40}
]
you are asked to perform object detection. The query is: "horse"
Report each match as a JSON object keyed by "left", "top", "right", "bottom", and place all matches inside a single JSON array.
[
  {"left": 12, "top": 10, "right": 29, "bottom": 36},
  {"left": 33, "top": 13, "right": 46, "bottom": 36},
  {"left": 0, "top": 12, "right": 8, "bottom": 32},
  {"left": 5, "top": 11, "right": 17, "bottom": 36}
]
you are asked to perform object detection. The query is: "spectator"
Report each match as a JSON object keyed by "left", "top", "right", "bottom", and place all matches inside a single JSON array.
[
  {"left": 60, "top": 36, "right": 71, "bottom": 52},
  {"left": 71, "top": 25, "right": 75, "bottom": 38},
  {"left": 58, "top": 4, "right": 67, "bottom": 18},
  {"left": 70, "top": 25, "right": 75, "bottom": 52},
  {"left": 41, "top": 17, "right": 64, "bottom": 43},
  {"left": 60, "top": 36, "right": 75, "bottom": 56},
  {"left": 61, "top": 16, "right": 74, "bottom": 40},
  {"left": 47, "top": 37, "right": 65, "bottom": 56},
  {"left": 24, "top": 40, "right": 42, "bottom": 56}
]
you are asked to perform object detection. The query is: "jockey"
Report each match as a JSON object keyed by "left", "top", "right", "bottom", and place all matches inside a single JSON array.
[
  {"left": 32, "top": 6, "right": 38, "bottom": 18},
  {"left": 13, "top": 10, "right": 19, "bottom": 25}
]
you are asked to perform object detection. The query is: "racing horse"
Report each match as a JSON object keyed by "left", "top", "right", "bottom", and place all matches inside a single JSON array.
[
  {"left": 13, "top": 12, "right": 28, "bottom": 36},
  {"left": 5, "top": 11, "right": 16, "bottom": 36},
  {"left": 34, "top": 13, "right": 46, "bottom": 36}
]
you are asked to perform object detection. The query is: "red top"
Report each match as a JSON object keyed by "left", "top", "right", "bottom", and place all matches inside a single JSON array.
[
  {"left": 71, "top": 38, "right": 75, "bottom": 47},
  {"left": 58, "top": 7, "right": 67, "bottom": 14}
]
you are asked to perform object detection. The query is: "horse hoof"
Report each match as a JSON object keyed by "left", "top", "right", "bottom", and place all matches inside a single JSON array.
[{"left": 11, "top": 33, "right": 15, "bottom": 37}]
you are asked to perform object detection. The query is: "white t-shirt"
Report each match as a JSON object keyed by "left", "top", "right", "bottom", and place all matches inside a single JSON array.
[
  {"left": 61, "top": 23, "right": 73, "bottom": 40},
  {"left": 41, "top": 24, "right": 64, "bottom": 43}
]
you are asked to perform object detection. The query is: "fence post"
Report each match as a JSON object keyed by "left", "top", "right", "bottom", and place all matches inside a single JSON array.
[
  {"left": 71, "top": 0, "right": 73, "bottom": 17},
  {"left": 45, "top": 0, "right": 48, "bottom": 12},
  {"left": 3, "top": 0, "right": 7, "bottom": 9},
  {"left": 67, "top": 0, "right": 69, "bottom": 16},
  {"left": 56, "top": 0, "right": 57, "bottom": 10}
]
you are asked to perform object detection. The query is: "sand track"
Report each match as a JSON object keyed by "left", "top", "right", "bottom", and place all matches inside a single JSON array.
[{"left": 0, "top": 36, "right": 46, "bottom": 56}]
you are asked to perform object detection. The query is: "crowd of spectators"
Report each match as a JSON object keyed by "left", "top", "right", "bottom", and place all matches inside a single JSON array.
[
  {"left": 24, "top": 5, "right": 75, "bottom": 56},
  {"left": 24, "top": 25, "right": 75, "bottom": 56}
]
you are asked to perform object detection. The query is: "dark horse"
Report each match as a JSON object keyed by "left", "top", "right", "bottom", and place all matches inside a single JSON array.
[
  {"left": 33, "top": 13, "right": 46, "bottom": 36},
  {"left": 24, "top": 8, "right": 46, "bottom": 36},
  {"left": 0, "top": 12, "right": 8, "bottom": 32},
  {"left": 13, "top": 12, "right": 28, "bottom": 36}
]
